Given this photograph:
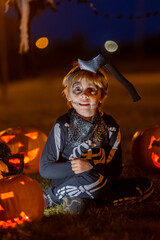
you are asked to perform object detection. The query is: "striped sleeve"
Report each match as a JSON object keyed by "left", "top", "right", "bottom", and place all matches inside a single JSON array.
[
  {"left": 39, "top": 122, "right": 74, "bottom": 180},
  {"left": 106, "top": 126, "right": 121, "bottom": 164}
]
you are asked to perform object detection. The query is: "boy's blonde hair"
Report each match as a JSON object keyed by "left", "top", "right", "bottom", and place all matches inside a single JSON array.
[{"left": 63, "top": 64, "right": 108, "bottom": 102}]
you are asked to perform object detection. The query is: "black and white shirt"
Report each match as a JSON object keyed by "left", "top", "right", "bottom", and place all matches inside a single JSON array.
[{"left": 39, "top": 109, "right": 122, "bottom": 187}]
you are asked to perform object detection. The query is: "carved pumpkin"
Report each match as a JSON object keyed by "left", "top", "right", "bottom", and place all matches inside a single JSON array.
[
  {"left": 0, "top": 175, "right": 44, "bottom": 227},
  {"left": 132, "top": 126, "right": 160, "bottom": 172},
  {"left": 0, "top": 127, "right": 47, "bottom": 174}
]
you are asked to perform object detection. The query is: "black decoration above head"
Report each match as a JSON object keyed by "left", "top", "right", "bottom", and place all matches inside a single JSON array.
[{"left": 78, "top": 54, "right": 141, "bottom": 102}]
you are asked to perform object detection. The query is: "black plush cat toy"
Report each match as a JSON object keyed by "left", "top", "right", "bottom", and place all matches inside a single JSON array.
[{"left": 0, "top": 141, "right": 24, "bottom": 177}]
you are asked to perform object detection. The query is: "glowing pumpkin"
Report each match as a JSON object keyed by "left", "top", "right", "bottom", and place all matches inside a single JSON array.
[
  {"left": 131, "top": 126, "right": 160, "bottom": 172},
  {"left": 0, "top": 127, "right": 47, "bottom": 174},
  {"left": 0, "top": 175, "right": 44, "bottom": 228}
]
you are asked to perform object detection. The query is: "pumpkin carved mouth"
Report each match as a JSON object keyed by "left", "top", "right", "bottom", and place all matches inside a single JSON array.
[
  {"left": 151, "top": 152, "right": 160, "bottom": 168},
  {"left": 8, "top": 148, "right": 40, "bottom": 165},
  {"left": 0, "top": 211, "right": 30, "bottom": 229}
]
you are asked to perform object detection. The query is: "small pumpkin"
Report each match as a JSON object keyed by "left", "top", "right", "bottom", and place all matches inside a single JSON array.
[
  {"left": 0, "top": 127, "right": 47, "bottom": 174},
  {"left": 0, "top": 175, "right": 44, "bottom": 223},
  {"left": 131, "top": 126, "right": 160, "bottom": 172}
]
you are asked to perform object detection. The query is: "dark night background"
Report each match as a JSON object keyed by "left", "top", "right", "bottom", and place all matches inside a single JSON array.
[{"left": 1, "top": 0, "right": 160, "bottom": 81}]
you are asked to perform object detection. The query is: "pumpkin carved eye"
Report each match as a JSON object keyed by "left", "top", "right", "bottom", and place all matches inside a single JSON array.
[
  {"left": 25, "top": 132, "right": 39, "bottom": 140},
  {"left": 1, "top": 191, "right": 14, "bottom": 200},
  {"left": 148, "top": 136, "right": 160, "bottom": 149},
  {"left": 0, "top": 135, "right": 15, "bottom": 143}
]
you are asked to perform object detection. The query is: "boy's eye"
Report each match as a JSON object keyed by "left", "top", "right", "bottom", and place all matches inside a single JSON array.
[
  {"left": 88, "top": 87, "right": 98, "bottom": 95},
  {"left": 73, "top": 87, "right": 83, "bottom": 94}
]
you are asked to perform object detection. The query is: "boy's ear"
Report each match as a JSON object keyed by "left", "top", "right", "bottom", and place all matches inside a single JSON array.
[
  {"left": 64, "top": 88, "right": 71, "bottom": 101},
  {"left": 100, "top": 95, "right": 106, "bottom": 103},
  {"left": 100, "top": 90, "right": 108, "bottom": 103}
]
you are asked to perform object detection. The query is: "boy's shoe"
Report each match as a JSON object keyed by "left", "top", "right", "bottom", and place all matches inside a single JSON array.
[
  {"left": 108, "top": 177, "right": 154, "bottom": 206},
  {"left": 62, "top": 196, "right": 88, "bottom": 214},
  {"left": 43, "top": 191, "right": 54, "bottom": 209}
]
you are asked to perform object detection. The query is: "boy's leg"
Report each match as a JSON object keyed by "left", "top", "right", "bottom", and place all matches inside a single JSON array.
[
  {"left": 44, "top": 173, "right": 154, "bottom": 212},
  {"left": 55, "top": 170, "right": 108, "bottom": 200},
  {"left": 44, "top": 169, "right": 108, "bottom": 209},
  {"left": 104, "top": 177, "right": 154, "bottom": 206}
]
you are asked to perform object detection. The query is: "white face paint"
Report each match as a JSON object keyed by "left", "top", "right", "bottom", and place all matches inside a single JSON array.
[{"left": 67, "top": 78, "right": 102, "bottom": 119}]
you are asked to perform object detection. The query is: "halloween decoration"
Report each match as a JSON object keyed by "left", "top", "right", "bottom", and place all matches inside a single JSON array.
[
  {"left": 0, "top": 127, "right": 47, "bottom": 174},
  {"left": 0, "top": 161, "right": 9, "bottom": 179},
  {"left": 131, "top": 126, "right": 160, "bottom": 172},
  {"left": 0, "top": 174, "right": 44, "bottom": 228},
  {"left": 4, "top": 0, "right": 98, "bottom": 54},
  {"left": 0, "top": 141, "right": 24, "bottom": 178},
  {"left": 4, "top": 0, "right": 56, "bottom": 53},
  {"left": 78, "top": 54, "right": 141, "bottom": 102}
]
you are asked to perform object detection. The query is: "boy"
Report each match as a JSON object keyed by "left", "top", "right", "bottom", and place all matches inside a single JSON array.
[{"left": 39, "top": 59, "right": 153, "bottom": 213}]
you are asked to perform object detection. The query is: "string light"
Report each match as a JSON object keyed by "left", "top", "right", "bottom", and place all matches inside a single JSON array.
[
  {"left": 54, "top": 0, "right": 160, "bottom": 20},
  {"left": 4, "top": 0, "right": 160, "bottom": 54}
]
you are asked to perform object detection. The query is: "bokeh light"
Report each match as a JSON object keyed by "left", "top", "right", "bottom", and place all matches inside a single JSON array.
[
  {"left": 35, "top": 37, "right": 49, "bottom": 49},
  {"left": 104, "top": 40, "right": 118, "bottom": 53}
]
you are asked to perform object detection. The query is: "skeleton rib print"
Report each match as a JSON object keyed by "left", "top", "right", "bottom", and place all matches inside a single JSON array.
[
  {"left": 56, "top": 174, "right": 107, "bottom": 199},
  {"left": 53, "top": 117, "right": 121, "bottom": 167}
]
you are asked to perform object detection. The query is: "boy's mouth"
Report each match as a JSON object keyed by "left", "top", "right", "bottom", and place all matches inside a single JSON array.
[{"left": 79, "top": 103, "right": 90, "bottom": 106}]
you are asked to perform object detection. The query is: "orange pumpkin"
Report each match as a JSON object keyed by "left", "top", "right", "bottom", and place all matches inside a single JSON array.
[
  {"left": 0, "top": 175, "right": 44, "bottom": 224},
  {"left": 132, "top": 126, "right": 160, "bottom": 172},
  {"left": 0, "top": 127, "right": 47, "bottom": 174}
]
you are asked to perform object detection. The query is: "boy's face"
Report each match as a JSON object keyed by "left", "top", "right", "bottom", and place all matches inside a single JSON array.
[{"left": 66, "top": 78, "right": 102, "bottom": 119}]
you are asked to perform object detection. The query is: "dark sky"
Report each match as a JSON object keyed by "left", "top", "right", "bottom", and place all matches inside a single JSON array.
[
  {"left": 29, "top": 0, "right": 160, "bottom": 48},
  {"left": 6, "top": 0, "right": 160, "bottom": 49}
]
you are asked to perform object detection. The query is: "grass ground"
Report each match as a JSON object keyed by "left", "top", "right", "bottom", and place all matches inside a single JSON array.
[{"left": 0, "top": 70, "right": 160, "bottom": 240}]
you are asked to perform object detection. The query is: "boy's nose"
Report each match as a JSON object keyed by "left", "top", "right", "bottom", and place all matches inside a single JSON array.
[{"left": 81, "top": 90, "right": 89, "bottom": 98}]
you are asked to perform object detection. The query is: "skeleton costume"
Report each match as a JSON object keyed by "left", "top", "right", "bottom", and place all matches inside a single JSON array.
[
  {"left": 39, "top": 108, "right": 122, "bottom": 204},
  {"left": 40, "top": 55, "right": 153, "bottom": 209}
]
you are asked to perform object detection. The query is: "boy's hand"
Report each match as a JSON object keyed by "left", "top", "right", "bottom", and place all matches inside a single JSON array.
[{"left": 71, "top": 158, "right": 93, "bottom": 174}]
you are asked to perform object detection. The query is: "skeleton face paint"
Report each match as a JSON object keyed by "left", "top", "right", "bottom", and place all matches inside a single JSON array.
[
  {"left": 67, "top": 78, "right": 102, "bottom": 119},
  {"left": 72, "top": 82, "right": 99, "bottom": 96}
]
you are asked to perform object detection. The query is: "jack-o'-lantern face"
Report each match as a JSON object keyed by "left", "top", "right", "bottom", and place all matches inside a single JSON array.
[
  {"left": 0, "top": 175, "right": 44, "bottom": 228},
  {"left": 148, "top": 136, "right": 160, "bottom": 168},
  {"left": 132, "top": 126, "right": 160, "bottom": 172},
  {"left": 0, "top": 127, "right": 47, "bottom": 174}
]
